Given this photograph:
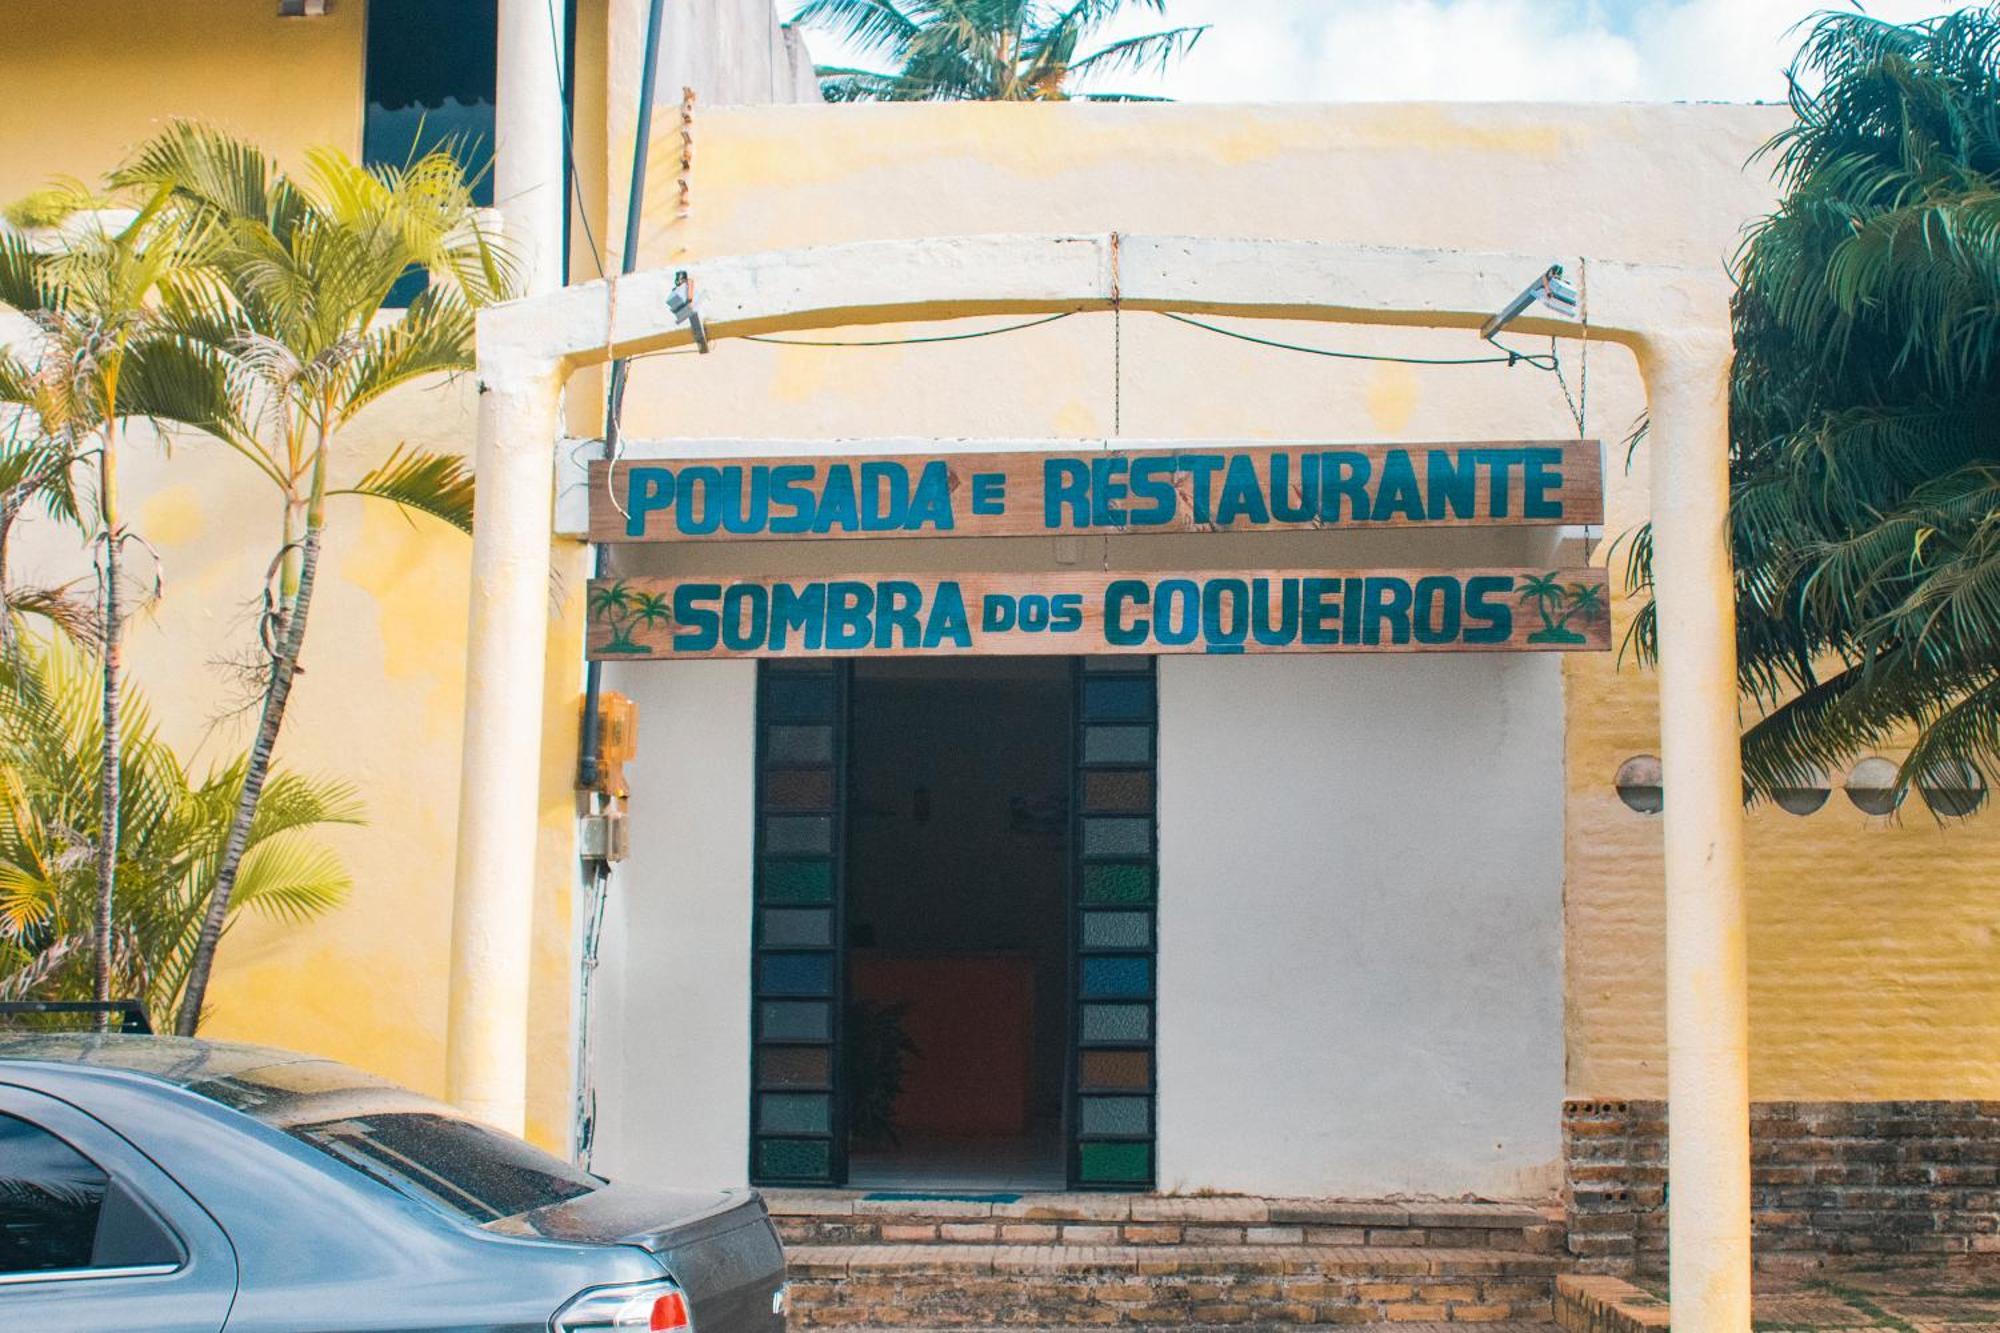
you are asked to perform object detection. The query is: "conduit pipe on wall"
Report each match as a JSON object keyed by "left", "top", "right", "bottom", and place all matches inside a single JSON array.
[{"left": 446, "top": 234, "right": 1752, "bottom": 1330}]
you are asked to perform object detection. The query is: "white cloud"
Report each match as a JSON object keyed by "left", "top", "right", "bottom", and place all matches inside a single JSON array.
[{"left": 791, "top": 1, "right": 1989, "bottom": 104}]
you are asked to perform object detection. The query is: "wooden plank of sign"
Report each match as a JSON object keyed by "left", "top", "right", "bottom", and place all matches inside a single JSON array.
[
  {"left": 587, "top": 567, "right": 1611, "bottom": 660},
  {"left": 587, "top": 439, "right": 1604, "bottom": 543}
]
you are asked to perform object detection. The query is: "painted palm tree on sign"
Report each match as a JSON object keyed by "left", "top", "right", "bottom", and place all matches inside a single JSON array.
[
  {"left": 101, "top": 123, "right": 515, "bottom": 1034},
  {"left": 793, "top": 0, "right": 1207, "bottom": 102},
  {"left": 1517, "top": 571, "right": 1602, "bottom": 646},
  {"left": 590, "top": 579, "right": 672, "bottom": 655}
]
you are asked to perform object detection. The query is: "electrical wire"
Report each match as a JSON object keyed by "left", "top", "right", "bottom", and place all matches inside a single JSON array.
[
  {"left": 1161, "top": 310, "right": 1559, "bottom": 370},
  {"left": 740, "top": 309, "right": 1081, "bottom": 347},
  {"left": 545, "top": 0, "right": 605, "bottom": 281}
]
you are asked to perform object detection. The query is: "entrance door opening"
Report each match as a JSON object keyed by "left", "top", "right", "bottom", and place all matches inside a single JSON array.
[{"left": 844, "top": 658, "right": 1073, "bottom": 1191}]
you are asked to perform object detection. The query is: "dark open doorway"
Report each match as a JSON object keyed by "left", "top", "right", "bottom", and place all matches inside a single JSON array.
[{"left": 843, "top": 658, "right": 1073, "bottom": 1190}]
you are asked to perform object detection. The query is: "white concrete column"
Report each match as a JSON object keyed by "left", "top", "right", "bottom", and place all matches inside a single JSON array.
[
  {"left": 1642, "top": 330, "right": 1751, "bottom": 1331},
  {"left": 447, "top": 350, "right": 566, "bottom": 1134},
  {"left": 496, "top": 0, "right": 568, "bottom": 296}
]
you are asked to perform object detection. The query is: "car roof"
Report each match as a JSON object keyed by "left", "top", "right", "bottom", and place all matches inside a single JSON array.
[{"left": 0, "top": 1032, "right": 320, "bottom": 1089}]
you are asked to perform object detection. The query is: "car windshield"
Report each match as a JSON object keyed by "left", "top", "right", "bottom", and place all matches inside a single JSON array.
[{"left": 286, "top": 1112, "right": 599, "bottom": 1224}]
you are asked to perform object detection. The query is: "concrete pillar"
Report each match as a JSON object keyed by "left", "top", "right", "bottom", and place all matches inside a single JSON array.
[
  {"left": 1643, "top": 330, "right": 1752, "bottom": 1331},
  {"left": 496, "top": 0, "right": 568, "bottom": 296},
  {"left": 446, "top": 352, "right": 565, "bottom": 1134}
]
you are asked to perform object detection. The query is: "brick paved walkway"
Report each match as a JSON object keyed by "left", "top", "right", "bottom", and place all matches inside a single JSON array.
[{"left": 1628, "top": 1263, "right": 2000, "bottom": 1329}]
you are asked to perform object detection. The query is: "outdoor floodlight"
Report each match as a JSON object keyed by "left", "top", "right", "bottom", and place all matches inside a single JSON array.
[
  {"left": 1614, "top": 754, "right": 1663, "bottom": 815},
  {"left": 1480, "top": 263, "right": 1580, "bottom": 341},
  {"left": 278, "top": 0, "right": 333, "bottom": 15},
  {"left": 1917, "top": 760, "right": 1988, "bottom": 818},
  {"left": 1771, "top": 766, "right": 1832, "bottom": 816},
  {"left": 1844, "top": 756, "right": 1905, "bottom": 817},
  {"left": 668, "top": 269, "right": 710, "bottom": 353}
]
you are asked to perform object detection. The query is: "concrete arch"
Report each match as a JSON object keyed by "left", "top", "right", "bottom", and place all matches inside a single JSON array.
[{"left": 452, "top": 234, "right": 1749, "bottom": 1331}]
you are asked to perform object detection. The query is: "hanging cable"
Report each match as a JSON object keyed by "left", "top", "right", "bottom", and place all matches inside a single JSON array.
[
  {"left": 1162, "top": 310, "right": 1559, "bottom": 370},
  {"left": 740, "top": 309, "right": 1081, "bottom": 347}
]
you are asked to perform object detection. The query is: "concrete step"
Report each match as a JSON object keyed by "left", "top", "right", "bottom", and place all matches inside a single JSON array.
[
  {"left": 766, "top": 1190, "right": 1563, "bottom": 1254},
  {"left": 784, "top": 1242, "right": 1560, "bottom": 1326}
]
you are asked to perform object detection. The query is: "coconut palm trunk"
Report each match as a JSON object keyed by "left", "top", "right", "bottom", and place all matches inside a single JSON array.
[
  {"left": 94, "top": 419, "right": 121, "bottom": 1010},
  {"left": 174, "top": 452, "right": 325, "bottom": 1036}
]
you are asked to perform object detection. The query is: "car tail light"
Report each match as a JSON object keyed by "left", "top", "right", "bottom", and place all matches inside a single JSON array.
[{"left": 552, "top": 1278, "right": 694, "bottom": 1331}]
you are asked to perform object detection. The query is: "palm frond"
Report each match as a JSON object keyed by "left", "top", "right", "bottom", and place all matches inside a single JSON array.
[{"left": 332, "top": 444, "right": 474, "bottom": 534}]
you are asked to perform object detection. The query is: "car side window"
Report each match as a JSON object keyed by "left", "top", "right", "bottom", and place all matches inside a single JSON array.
[{"left": 0, "top": 1111, "right": 109, "bottom": 1274}]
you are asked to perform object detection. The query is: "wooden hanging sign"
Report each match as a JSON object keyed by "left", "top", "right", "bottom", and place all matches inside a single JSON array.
[
  {"left": 585, "top": 440, "right": 1602, "bottom": 543},
  {"left": 587, "top": 567, "right": 1611, "bottom": 660}
]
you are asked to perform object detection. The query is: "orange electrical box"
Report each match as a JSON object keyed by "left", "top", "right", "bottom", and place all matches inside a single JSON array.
[{"left": 588, "top": 692, "right": 638, "bottom": 799}]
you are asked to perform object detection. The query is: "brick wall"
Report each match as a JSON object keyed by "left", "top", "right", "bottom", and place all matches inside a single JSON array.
[{"left": 1564, "top": 1099, "right": 2000, "bottom": 1274}]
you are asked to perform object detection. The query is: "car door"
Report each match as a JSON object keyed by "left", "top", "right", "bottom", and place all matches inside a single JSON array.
[{"left": 0, "top": 1083, "right": 237, "bottom": 1332}]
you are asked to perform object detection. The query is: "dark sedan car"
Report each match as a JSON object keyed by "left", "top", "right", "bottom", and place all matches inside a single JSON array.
[{"left": 0, "top": 1034, "right": 788, "bottom": 1333}]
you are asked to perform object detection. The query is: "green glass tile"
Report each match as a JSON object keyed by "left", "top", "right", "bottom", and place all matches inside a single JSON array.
[
  {"left": 760, "top": 1093, "right": 832, "bottom": 1135},
  {"left": 759, "top": 1001, "right": 831, "bottom": 1041},
  {"left": 1082, "top": 910, "right": 1151, "bottom": 950},
  {"left": 1081, "top": 863, "right": 1153, "bottom": 905},
  {"left": 1083, "top": 817, "right": 1151, "bottom": 858},
  {"left": 756, "top": 1137, "right": 831, "bottom": 1180},
  {"left": 766, "top": 724, "right": 833, "bottom": 765},
  {"left": 762, "top": 860, "right": 832, "bottom": 904},
  {"left": 764, "top": 815, "right": 832, "bottom": 855},
  {"left": 762, "top": 908, "right": 833, "bottom": 948},
  {"left": 1079, "top": 1141, "right": 1151, "bottom": 1184},
  {"left": 1080, "top": 1003, "right": 1149, "bottom": 1043},
  {"left": 1080, "top": 1096, "right": 1150, "bottom": 1136},
  {"left": 1082, "top": 725, "right": 1151, "bottom": 765}
]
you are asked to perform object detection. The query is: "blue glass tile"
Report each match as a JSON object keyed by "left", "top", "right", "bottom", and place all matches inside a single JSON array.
[
  {"left": 760, "top": 953, "right": 834, "bottom": 996},
  {"left": 764, "top": 674, "right": 835, "bottom": 721},
  {"left": 1081, "top": 956, "right": 1152, "bottom": 999},
  {"left": 1082, "top": 677, "right": 1154, "bottom": 721}
]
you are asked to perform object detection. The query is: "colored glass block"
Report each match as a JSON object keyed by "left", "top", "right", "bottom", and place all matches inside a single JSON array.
[
  {"left": 764, "top": 815, "right": 833, "bottom": 855},
  {"left": 756, "top": 1137, "right": 831, "bottom": 1179},
  {"left": 764, "top": 659, "right": 833, "bottom": 675},
  {"left": 1083, "top": 656, "right": 1154, "bottom": 673},
  {"left": 1080, "top": 1049, "right": 1150, "bottom": 1090},
  {"left": 764, "top": 768, "right": 835, "bottom": 811},
  {"left": 1082, "top": 677, "right": 1154, "bottom": 721},
  {"left": 1080, "top": 862, "right": 1153, "bottom": 905},
  {"left": 1082, "top": 911, "right": 1151, "bottom": 950},
  {"left": 1080, "top": 1003, "right": 1149, "bottom": 1043},
  {"left": 760, "top": 953, "right": 834, "bottom": 996},
  {"left": 763, "top": 675, "right": 835, "bottom": 722},
  {"left": 762, "top": 859, "right": 832, "bottom": 904},
  {"left": 1083, "top": 818, "right": 1151, "bottom": 858},
  {"left": 1082, "top": 726, "right": 1151, "bottom": 765},
  {"left": 759, "top": 1093, "right": 832, "bottom": 1135},
  {"left": 766, "top": 724, "right": 833, "bottom": 765},
  {"left": 1078, "top": 1141, "right": 1151, "bottom": 1184},
  {"left": 762, "top": 909, "right": 833, "bottom": 949},
  {"left": 758, "top": 1046, "right": 833, "bottom": 1089},
  {"left": 1080, "top": 1096, "right": 1150, "bottom": 1137},
  {"left": 1082, "top": 956, "right": 1152, "bottom": 999},
  {"left": 1083, "top": 770, "right": 1153, "bottom": 813},
  {"left": 759, "top": 1001, "right": 831, "bottom": 1041}
]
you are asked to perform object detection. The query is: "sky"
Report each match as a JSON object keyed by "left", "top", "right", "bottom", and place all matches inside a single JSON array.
[{"left": 788, "top": 1, "right": 1987, "bottom": 103}]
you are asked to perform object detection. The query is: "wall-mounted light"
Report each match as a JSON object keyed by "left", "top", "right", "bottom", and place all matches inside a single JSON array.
[
  {"left": 1614, "top": 754, "right": 1663, "bottom": 815},
  {"left": 278, "top": 0, "right": 333, "bottom": 15},
  {"left": 1771, "top": 766, "right": 1831, "bottom": 816},
  {"left": 1917, "top": 760, "right": 1988, "bottom": 818},
  {"left": 668, "top": 270, "right": 709, "bottom": 352},
  {"left": 1844, "top": 756, "right": 1904, "bottom": 817},
  {"left": 1480, "top": 263, "right": 1580, "bottom": 341}
]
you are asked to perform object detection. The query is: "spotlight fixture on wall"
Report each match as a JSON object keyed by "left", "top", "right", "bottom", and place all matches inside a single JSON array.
[
  {"left": 278, "top": 0, "right": 333, "bottom": 15},
  {"left": 1844, "top": 756, "right": 1905, "bottom": 817},
  {"left": 1771, "top": 766, "right": 1832, "bottom": 816},
  {"left": 668, "top": 270, "right": 709, "bottom": 353},
  {"left": 1614, "top": 754, "right": 1663, "bottom": 815},
  {"left": 1480, "top": 263, "right": 1580, "bottom": 341},
  {"left": 1917, "top": 760, "right": 1988, "bottom": 818}
]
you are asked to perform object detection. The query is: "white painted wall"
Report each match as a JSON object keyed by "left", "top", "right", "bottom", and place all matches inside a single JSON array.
[
  {"left": 590, "top": 660, "right": 759, "bottom": 1189},
  {"left": 1157, "top": 651, "right": 1566, "bottom": 1198}
]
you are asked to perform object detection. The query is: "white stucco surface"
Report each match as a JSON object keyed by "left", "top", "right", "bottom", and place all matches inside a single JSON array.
[
  {"left": 1157, "top": 652, "right": 1566, "bottom": 1198},
  {"left": 591, "top": 660, "right": 759, "bottom": 1188}
]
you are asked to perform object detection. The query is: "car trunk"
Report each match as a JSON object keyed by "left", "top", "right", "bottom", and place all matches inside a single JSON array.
[{"left": 495, "top": 1184, "right": 787, "bottom": 1332}]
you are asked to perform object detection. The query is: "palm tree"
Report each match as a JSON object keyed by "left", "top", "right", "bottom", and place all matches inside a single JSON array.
[
  {"left": 793, "top": 0, "right": 1206, "bottom": 102},
  {"left": 109, "top": 124, "right": 514, "bottom": 1034},
  {"left": 0, "top": 194, "right": 224, "bottom": 1009},
  {"left": 1627, "top": 9, "right": 2000, "bottom": 805},
  {"left": 0, "top": 632, "right": 359, "bottom": 1022}
]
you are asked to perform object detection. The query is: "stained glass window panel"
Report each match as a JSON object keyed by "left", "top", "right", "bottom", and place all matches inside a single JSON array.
[
  {"left": 1083, "top": 770, "right": 1153, "bottom": 812},
  {"left": 756, "top": 1138, "right": 831, "bottom": 1180},
  {"left": 764, "top": 815, "right": 832, "bottom": 856},
  {"left": 1080, "top": 1003, "right": 1150, "bottom": 1044},
  {"left": 1082, "top": 911, "right": 1151, "bottom": 950},
  {"left": 1082, "top": 677, "right": 1154, "bottom": 721},
  {"left": 764, "top": 769, "right": 834, "bottom": 812},
  {"left": 1080, "top": 1049, "right": 1150, "bottom": 1090},
  {"left": 1082, "top": 726, "right": 1152, "bottom": 766},
  {"left": 1080, "top": 1097, "right": 1150, "bottom": 1137},
  {"left": 759, "top": 1093, "right": 832, "bottom": 1135},
  {"left": 766, "top": 725, "right": 833, "bottom": 764},
  {"left": 1082, "top": 818, "right": 1151, "bottom": 858},
  {"left": 760, "top": 953, "right": 834, "bottom": 996},
  {"left": 1082, "top": 956, "right": 1152, "bottom": 999},
  {"left": 759, "top": 1001, "right": 831, "bottom": 1042},
  {"left": 761, "top": 909, "right": 833, "bottom": 948},
  {"left": 758, "top": 1047, "right": 833, "bottom": 1089},
  {"left": 1079, "top": 1141, "right": 1151, "bottom": 1184},
  {"left": 762, "top": 860, "right": 832, "bottom": 904},
  {"left": 1080, "top": 862, "right": 1153, "bottom": 905},
  {"left": 764, "top": 675, "right": 836, "bottom": 721}
]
